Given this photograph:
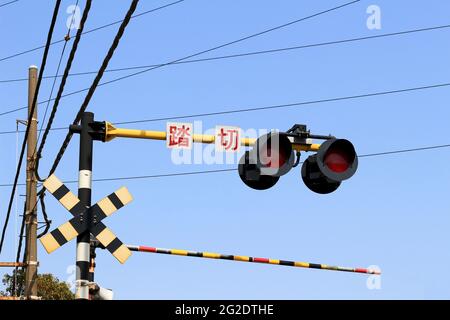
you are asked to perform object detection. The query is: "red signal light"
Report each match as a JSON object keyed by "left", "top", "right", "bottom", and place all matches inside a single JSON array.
[
  {"left": 324, "top": 146, "right": 351, "bottom": 173},
  {"left": 238, "top": 151, "right": 280, "bottom": 190},
  {"left": 237, "top": 126, "right": 358, "bottom": 194},
  {"left": 238, "top": 132, "right": 294, "bottom": 191},
  {"left": 255, "top": 132, "right": 294, "bottom": 177},
  {"left": 258, "top": 136, "right": 290, "bottom": 169},
  {"left": 301, "top": 139, "right": 358, "bottom": 194}
]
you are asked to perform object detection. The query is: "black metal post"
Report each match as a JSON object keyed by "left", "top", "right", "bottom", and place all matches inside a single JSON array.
[{"left": 76, "top": 112, "right": 94, "bottom": 300}]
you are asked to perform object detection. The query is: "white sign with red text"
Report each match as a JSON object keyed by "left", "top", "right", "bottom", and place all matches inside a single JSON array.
[
  {"left": 166, "top": 122, "right": 193, "bottom": 150},
  {"left": 215, "top": 125, "right": 241, "bottom": 153}
]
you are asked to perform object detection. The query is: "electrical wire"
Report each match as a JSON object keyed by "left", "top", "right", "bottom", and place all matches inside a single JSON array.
[
  {"left": 0, "top": 0, "right": 62, "bottom": 254},
  {"left": 0, "top": 0, "right": 18, "bottom": 9},
  {"left": 12, "top": 202, "right": 26, "bottom": 297},
  {"left": 34, "top": 0, "right": 92, "bottom": 182},
  {"left": 1, "top": 80, "right": 450, "bottom": 136},
  {"left": 37, "top": 190, "right": 51, "bottom": 238},
  {"left": 12, "top": 122, "right": 20, "bottom": 297},
  {"left": 9, "top": 0, "right": 77, "bottom": 267},
  {"left": 2, "top": 81, "right": 450, "bottom": 121},
  {"left": 0, "top": 143, "right": 448, "bottom": 187},
  {"left": 1, "top": 23, "right": 449, "bottom": 85},
  {"left": 0, "top": 0, "right": 185, "bottom": 63},
  {"left": 115, "top": 83, "right": 450, "bottom": 124},
  {"left": 0, "top": 127, "right": 67, "bottom": 135},
  {"left": 75, "top": 0, "right": 362, "bottom": 97},
  {"left": 44, "top": 0, "right": 140, "bottom": 181},
  {"left": 0, "top": 0, "right": 360, "bottom": 117},
  {"left": 36, "top": 0, "right": 80, "bottom": 147},
  {"left": 358, "top": 144, "right": 450, "bottom": 157},
  {"left": 28, "top": 0, "right": 136, "bottom": 237}
]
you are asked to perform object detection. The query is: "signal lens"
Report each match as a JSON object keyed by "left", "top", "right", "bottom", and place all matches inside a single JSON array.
[
  {"left": 260, "top": 143, "right": 288, "bottom": 168},
  {"left": 238, "top": 151, "right": 280, "bottom": 190},
  {"left": 258, "top": 135, "right": 289, "bottom": 169},
  {"left": 324, "top": 146, "right": 351, "bottom": 173}
]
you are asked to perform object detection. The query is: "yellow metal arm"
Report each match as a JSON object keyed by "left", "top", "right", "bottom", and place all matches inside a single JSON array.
[{"left": 104, "top": 122, "right": 320, "bottom": 152}]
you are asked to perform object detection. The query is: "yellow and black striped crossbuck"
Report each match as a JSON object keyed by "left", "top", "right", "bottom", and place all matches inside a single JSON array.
[{"left": 40, "top": 174, "right": 133, "bottom": 264}]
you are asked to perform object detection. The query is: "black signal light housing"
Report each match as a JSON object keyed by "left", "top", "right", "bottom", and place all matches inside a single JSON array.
[{"left": 301, "top": 139, "right": 358, "bottom": 194}]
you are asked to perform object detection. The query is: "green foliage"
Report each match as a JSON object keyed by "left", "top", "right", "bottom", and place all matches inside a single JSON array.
[
  {"left": 1, "top": 269, "right": 74, "bottom": 300},
  {"left": 1, "top": 269, "right": 25, "bottom": 297}
]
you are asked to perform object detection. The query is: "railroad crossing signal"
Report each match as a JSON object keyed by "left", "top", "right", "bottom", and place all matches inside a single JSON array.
[
  {"left": 238, "top": 132, "right": 295, "bottom": 190},
  {"left": 301, "top": 138, "right": 358, "bottom": 194},
  {"left": 102, "top": 121, "right": 358, "bottom": 193},
  {"left": 36, "top": 112, "right": 375, "bottom": 300},
  {"left": 238, "top": 125, "right": 359, "bottom": 193},
  {"left": 39, "top": 174, "right": 133, "bottom": 264}
]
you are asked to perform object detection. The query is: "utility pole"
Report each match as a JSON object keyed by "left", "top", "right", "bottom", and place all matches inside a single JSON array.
[
  {"left": 24, "top": 65, "right": 38, "bottom": 299},
  {"left": 75, "top": 112, "right": 94, "bottom": 300}
]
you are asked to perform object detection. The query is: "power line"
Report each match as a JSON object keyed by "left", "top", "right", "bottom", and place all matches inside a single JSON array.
[
  {"left": 0, "top": 105, "right": 28, "bottom": 117},
  {"left": 358, "top": 144, "right": 450, "bottom": 157},
  {"left": 0, "top": 0, "right": 360, "bottom": 117},
  {"left": 23, "top": 1, "right": 85, "bottom": 238},
  {"left": 0, "top": 0, "right": 62, "bottom": 254},
  {"left": 34, "top": 0, "right": 92, "bottom": 182},
  {"left": 79, "top": 0, "right": 184, "bottom": 37},
  {"left": 37, "top": 191, "right": 51, "bottom": 238},
  {"left": 44, "top": 0, "right": 140, "bottom": 181},
  {"left": 22, "top": 0, "right": 140, "bottom": 254},
  {"left": 12, "top": 202, "right": 26, "bottom": 296},
  {"left": 0, "top": 143, "right": 448, "bottom": 187},
  {"left": 0, "top": 0, "right": 18, "bottom": 9},
  {"left": 2, "top": 23, "right": 449, "bottom": 85},
  {"left": 69, "top": 168, "right": 237, "bottom": 184},
  {"left": 81, "top": 0, "right": 362, "bottom": 94},
  {"left": 0, "top": 126, "right": 66, "bottom": 135},
  {"left": 0, "top": 0, "right": 185, "bottom": 63},
  {"left": 36, "top": 0, "right": 81, "bottom": 150},
  {"left": 33, "top": 0, "right": 360, "bottom": 181},
  {"left": 38, "top": 43, "right": 69, "bottom": 143},
  {"left": 17, "top": 0, "right": 84, "bottom": 252},
  {"left": 113, "top": 83, "right": 450, "bottom": 124},
  {"left": 1, "top": 80, "right": 449, "bottom": 135}
]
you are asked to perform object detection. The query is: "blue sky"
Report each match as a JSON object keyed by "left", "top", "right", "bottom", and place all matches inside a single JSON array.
[{"left": 1, "top": 0, "right": 450, "bottom": 299}]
